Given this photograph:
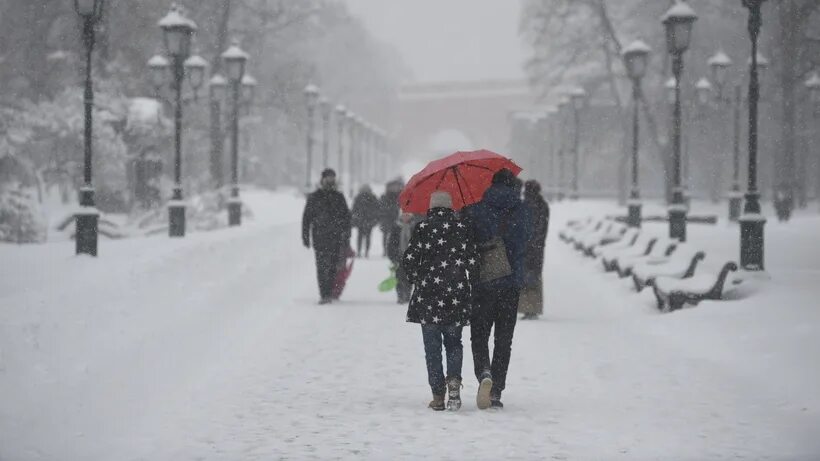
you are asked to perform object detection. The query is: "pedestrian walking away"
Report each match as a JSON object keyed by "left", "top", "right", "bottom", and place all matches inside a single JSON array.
[
  {"left": 379, "top": 179, "right": 403, "bottom": 256},
  {"left": 401, "top": 191, "right": 478, "bottom": 411},
  {"left": 464, "top": 168, "right": 531, "bottom": 409},
  {"left": 302, "top": 169, "right": 352, "bottom": 304},
  {"left": 519, "top": 180, "right": 550, "bottom": 320},
  {"left": 387, "top": 211, "right": 422, "bottom": 304},
  {"left": 351, "top": 184, "right": 380, "bottom": 258}
]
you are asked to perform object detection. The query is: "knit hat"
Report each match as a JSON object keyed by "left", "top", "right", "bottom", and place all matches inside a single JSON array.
[
  {"left": 321, "top": 168, "right": 336, "bottom": 179},
  {"left": 429, "top": 191, "right": 453, "bottom": 210}
]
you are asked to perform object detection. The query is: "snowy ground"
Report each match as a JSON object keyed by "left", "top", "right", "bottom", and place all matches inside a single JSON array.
[{"left": 1, "top": 190, "right": 819, "bottom": 460}]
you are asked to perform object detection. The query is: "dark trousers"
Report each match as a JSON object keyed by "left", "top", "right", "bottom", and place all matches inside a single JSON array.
[
  {"left": 356, "top": 226, "right": 373, "bottom": 257},
  {"left": 470, "top": 285, "right": 519, "bottom": 394},
  {"left": 314, "top": 248, "right": 341, "bottom": 300},
  {"left": 422, "top": 324, "right": 463, "bottom": 396}
]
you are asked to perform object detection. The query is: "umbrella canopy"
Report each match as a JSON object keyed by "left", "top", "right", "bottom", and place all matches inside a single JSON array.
[{"left": 399, "top": 149, "right": 522, "bottom": 214}]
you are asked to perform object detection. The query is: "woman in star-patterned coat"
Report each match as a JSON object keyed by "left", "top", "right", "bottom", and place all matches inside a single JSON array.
[{"left": 401, "top": 191, "right": 478, "bottom": 411}]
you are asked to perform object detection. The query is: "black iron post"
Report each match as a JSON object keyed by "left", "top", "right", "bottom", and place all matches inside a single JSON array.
[
  {"left": 76, "top": 13, "right": 99, "bottom": 255},
  {"left": 228, "top": 77, "right": 242, "bottom": 226},
  {"left": 627, "top": 79, "right": 642, "bottom": 227},
  {"left": 570, "top": 102, "right": 581, "bottom": 200},
  {"left": 739, "top": 0, "right": 767, "bottom": 271},
  {"left": 668, "top": 53, "right": 688, "bottom": 241},
  {"left": 729, "top": 83, "right": 743, "bottom": 221},
  {"left": 209, "top": 98, "right": 223, "bottom": 188},
  {"left": 167, "top": 54, "right": 186, "bottom": 237}
]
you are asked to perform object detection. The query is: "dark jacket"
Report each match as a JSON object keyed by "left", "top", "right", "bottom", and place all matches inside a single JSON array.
[
  {"left": 379, "top": 190, "right": 400, "bottom": 230},
  {"left": 464, "top": 183, "right": 531, "bottom": 290},
  {"left": 302, "top": 187, "right": 351, "bottom": 251},
  {"left": 401, "top": 208, "right": 478, "bottom": 326},
  {"left": 351, "top": 190, "right": 380, "bottom": 230},
  {"left": 523, "top": 192, "right": 549, "bottom": 286}
]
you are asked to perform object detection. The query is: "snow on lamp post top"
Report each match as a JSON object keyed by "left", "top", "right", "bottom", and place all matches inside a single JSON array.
[
  {"left": 183, "top": 54, "right": 207, "bottom": 90},
  {"left": 74, "top": 0, "right": 104, "bottom": 20},
  {"left": 304, "top": 83, "right": 320, "bottom": 108},
  {"left": 570, "top": 86, "right": 586, "bottom": 110},
  {"left": 241, "top": 73, "right": 258, "bottom": 103},
  {"left": 661, "top": 1, "right": 697, "bottom": 55},
  {"left": 622, "top": 39, "right": 651, "bottom": 80},
  {"left": 158, "top": 4, "right": 197, "bottom": 58},
  {"left": 806, "top": 72, "right": 820, "bottom": 104},
  {"left": 335, "top": 104, "right": 347, "bottom": 117},
  {"left": 209, "top": 74, "right": 227, "bottom": 101},
  {"left": 665, "top": 77, "right": 677, "bottom": 104},
  {"left": 318, "top": 96, "right": 331, "bottom": 116},
  {"left": 696, "top": 77, "right": 713, "bottom": 105},
  {"left": 708, "top": 49, "right": 733, "bottom": 88},
  {"left": 221, "top": 40, "right": 249, "bottom": 82},
  {"left": 147, "top": 53, "right": 169, "bottom": 88}
]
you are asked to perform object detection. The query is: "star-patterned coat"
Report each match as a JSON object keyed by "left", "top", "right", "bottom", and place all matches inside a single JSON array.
[{"left": 401, "top": 207, "right": 478, "bottom": 326}]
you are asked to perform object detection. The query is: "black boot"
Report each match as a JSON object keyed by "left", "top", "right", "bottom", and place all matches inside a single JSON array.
[
  {"left": 428, "top": 393, "right": 445, "bottom": 411},
  {"left": 490, "top": 388, "right": 503, "bottom": 409},
  {"left": 446, "top": 376, "right": 462, "bottom": 411}
]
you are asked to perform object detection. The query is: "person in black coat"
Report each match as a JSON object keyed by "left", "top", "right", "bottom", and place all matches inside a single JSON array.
[
  {"left": 351, "top": 184, "right": 380, "bottom": 257},
  {"left": 520, "top": 180, "right": 550, "bottom": 320},
  {"left": 302, "top": 169, "right": 352, "bottom": 304},
  {"left": 464, "top": 168, "right": 531, "bottom": 410},
  {"left": 379, "top": 179, "right": 403, "bottom": 256},
  {"left": 401, "top": 191, "right": 478, "bottom": 411}
]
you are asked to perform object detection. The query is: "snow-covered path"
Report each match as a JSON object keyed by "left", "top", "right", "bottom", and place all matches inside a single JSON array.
[{"left": 2, "top": 191, "right": 819, "bottom": 460}]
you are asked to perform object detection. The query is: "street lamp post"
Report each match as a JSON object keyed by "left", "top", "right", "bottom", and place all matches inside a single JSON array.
[
  {"left": 662, "top": 1, "right": 698, "bottom": 242},
  {"left": 739, "top": 0, "right": 768, "bottom": 271},
  {"left": 623, "top": 39, "right": 651, "bottom": 228},
  {"left": 208, "top": 74, "right": 227, "bottom": 189},
  {"left": 155, "top": 5, "right": 202, "bottom": 238},
  {"left": 806, "top": 72, "right": 820, "bottom": 211},
  {"left": 708, "top": 49, "right": 743, "bottom": 221},
  {"left": 543, "top": 107, "right": 557, "bottom": 200},
  {"left": 569, "top": 86, "right": 586, "bottom": 200},
  {"left": 556, "top": 98, "right": 570, "bottom": 201},
  {"left": 319, "top": 97, "right": 331, "bottom": 170},
  {"left": 303, "top": 84, "right": 319, "bottom": 192},
  {"left": 73, "top": 0, "right": 105, "bottom": 256},
  {"left": 221, "top": 41, "right": 249, "bottom": 226}
]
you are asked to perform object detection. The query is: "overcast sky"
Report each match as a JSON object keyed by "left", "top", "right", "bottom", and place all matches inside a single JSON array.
[{"left": 344, "top": 0, "right": 527, "bottom": 84}]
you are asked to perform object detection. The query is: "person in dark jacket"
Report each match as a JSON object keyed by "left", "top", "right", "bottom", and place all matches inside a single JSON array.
[
  {"left": 351, "top": 184, "right": 380, "bottom": 257},
  {"left": 387, "top": 211, "right": 422, "bottom": 304},
  {"left": 379, "top": 179, "right": 403, "bottom": 256},
  {"left": 401, "top": 191, "right": 478, "bottom": 411},
  {"left": 464, "top": 168, "right": 531, "bottom": 410},
  {"left": 519, "top": 180, "right": 550, "bottom": 320},
  {"left": 302, "top": 169, "right": 352, "bottom": 304}
]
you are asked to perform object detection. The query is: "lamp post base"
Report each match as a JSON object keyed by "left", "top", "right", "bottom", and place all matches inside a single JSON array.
[
  {"left": 668, "top": 204, "right": 688, "bottom": 242},
  {"left": 728, "top": 189, "right": 743, "bottom": 222},
  {"left": 569, "top": 191, "right": 580, "bottom": 201},
  {"left": 228, "top": 198, "right": 242, "bottom": 226},
  {"left": 739, "top": 192, "right": 765, "bottom": 271},
  {"left": 627, "top": 200, "right": 642, "bottom": 228},
  {"left": 75, "top": 186, "right": 99, "bottom": 256}
]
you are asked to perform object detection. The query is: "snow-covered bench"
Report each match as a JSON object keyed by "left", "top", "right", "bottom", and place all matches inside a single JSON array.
[
  {"left": 631, "top": 245, "right": 706, "bottom": 291},
  {"left": 652, "top": 261, "right": 738, "bottom": 312},
  {"left": 601, "top": 234, "right": 657, "bottom": 272},
  {"left": 577, "top": 222, "right": 627, "bottom": 256},
  {"left": 559, "top": 218, "right": 599, "bottom": 243},
  {"left": 614, "top": 237, "right": 678, "bottom": 278},
  {"left": 591, "top": 227, "right": 640, "bottom": 258}
]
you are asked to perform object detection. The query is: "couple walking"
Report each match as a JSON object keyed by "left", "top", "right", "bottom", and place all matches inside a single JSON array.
[{"left": 401, "top": 168, "right": 532, "bottom": 411}]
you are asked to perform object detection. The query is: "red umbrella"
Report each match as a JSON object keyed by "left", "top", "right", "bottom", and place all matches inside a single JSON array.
[{"left": 399, "top": 149, "right": 522, "bottom": 214}]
